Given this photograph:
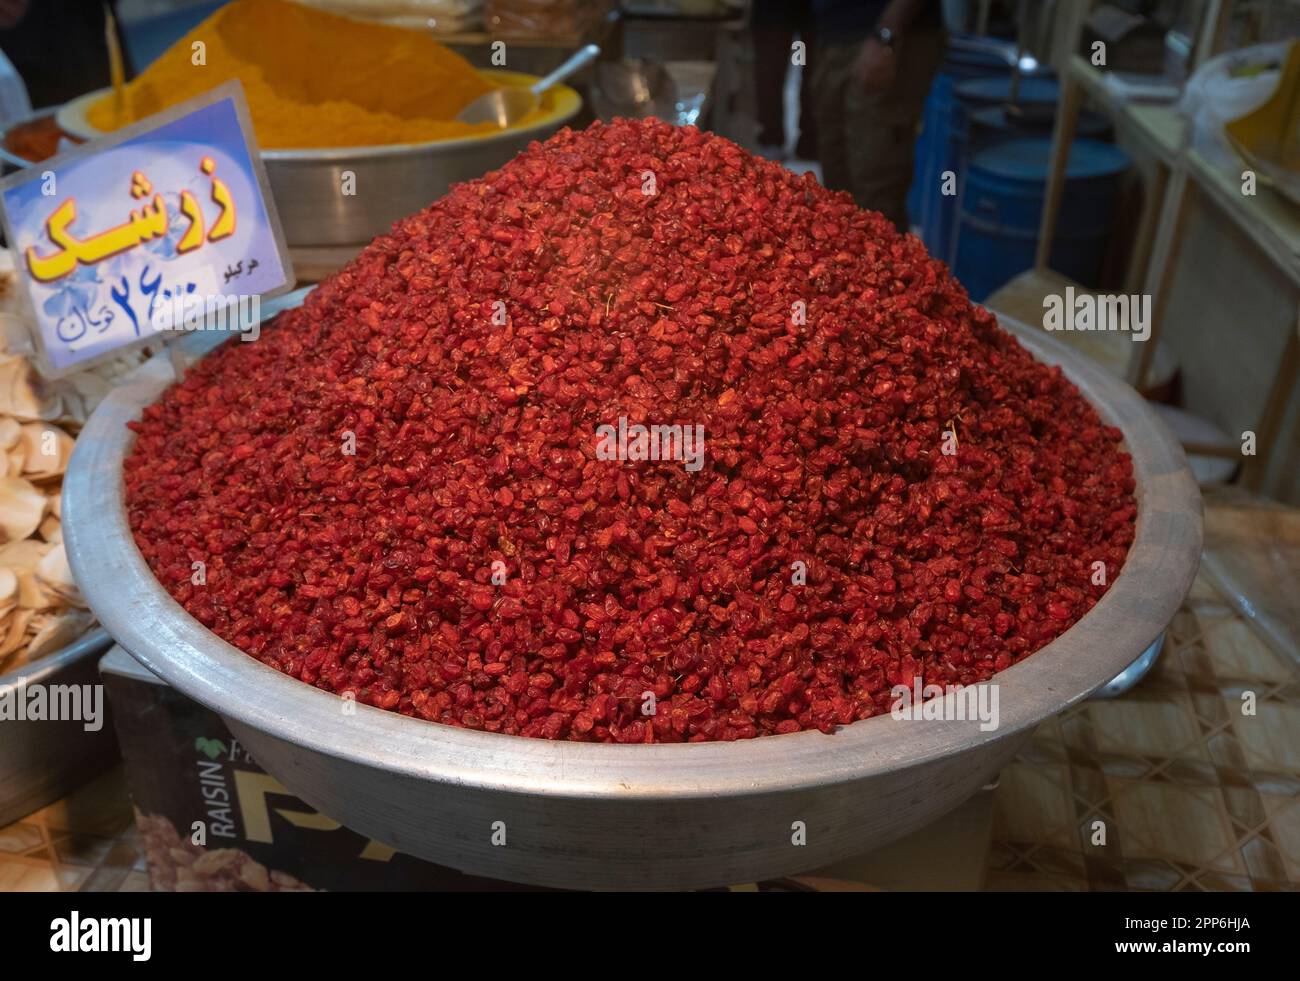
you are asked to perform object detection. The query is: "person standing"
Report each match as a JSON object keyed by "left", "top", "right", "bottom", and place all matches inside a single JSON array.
[
  {"left": 0, "top": 0, "right": 131, "bottom": 110},
  {"left": 751, "top": 0, "right": 818, "bottom": 160},
  {"left": 810, "top": 0, "right": 945, "bottom": 232}
]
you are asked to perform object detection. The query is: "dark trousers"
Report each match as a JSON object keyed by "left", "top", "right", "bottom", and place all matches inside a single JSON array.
[
  {"left": 0, "top": 0, "right": 130, "bottom": 109},
  {"left": 751, "top": 0, "right": 818, "bottom": 157},
  {"left": 811, "top": 29, "right": 945, "bottom": 231}
]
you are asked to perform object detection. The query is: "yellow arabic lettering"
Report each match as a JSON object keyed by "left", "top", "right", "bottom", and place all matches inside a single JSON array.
[
  {"left": 25, "top": 199, "right": 79, "bottom": 282},
  {"left": 201, "top": 156, "right": 235, "bottom": 242},
  {"left": 176, "top": 190, "right": 206, "bottom": 253},
  {"left": 23, "top": 193, "right": 170, "bottom": 284},
  {"left": 130, "top": 170, "right": 152, "bottom": 199},
  {"left": 81, "top": 192, "right": 168, "bottom": 261},
  {"left": 123, "top": 194, "right": 169, "bottom": 246}
]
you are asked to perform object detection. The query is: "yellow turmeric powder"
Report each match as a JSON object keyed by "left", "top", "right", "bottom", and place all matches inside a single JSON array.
[{"left": 87, "top": 0, "right": 512, "bottom": 149}]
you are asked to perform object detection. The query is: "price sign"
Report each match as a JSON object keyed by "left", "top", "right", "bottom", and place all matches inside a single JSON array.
[{"left": 0, "top": 81, "right": 294, "bottom": 377}]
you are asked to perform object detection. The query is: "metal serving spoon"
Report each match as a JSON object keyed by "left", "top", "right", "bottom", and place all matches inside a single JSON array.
[{"left": 457, "top": 44, "right": 600, "bottom": 128}]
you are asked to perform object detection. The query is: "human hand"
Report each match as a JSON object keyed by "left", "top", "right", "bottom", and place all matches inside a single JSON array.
[{"left": 853, "top": 37, "right": 898, "bottom": 92}]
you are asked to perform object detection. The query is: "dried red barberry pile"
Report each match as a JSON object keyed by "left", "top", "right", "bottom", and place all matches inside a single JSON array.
[{"left": 124, "top": 118, "right": 1136, "bottom": 743}]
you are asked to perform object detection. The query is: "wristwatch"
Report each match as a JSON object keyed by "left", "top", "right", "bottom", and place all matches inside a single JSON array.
[{"left": 873, "top": 27, "right": 897, "bottom": 50}]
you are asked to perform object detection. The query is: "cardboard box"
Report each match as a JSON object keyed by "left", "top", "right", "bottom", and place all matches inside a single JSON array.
[{"left": 99, "top": 645, "right": 540, "bottom": 891}]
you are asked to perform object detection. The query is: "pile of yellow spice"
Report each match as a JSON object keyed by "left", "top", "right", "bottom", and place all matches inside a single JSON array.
[{"left": 88, "top": 0, "right": 525, "bottom": 149}]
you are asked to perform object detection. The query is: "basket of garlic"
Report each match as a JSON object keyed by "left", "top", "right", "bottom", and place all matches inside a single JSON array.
[{"left": 0, "top": 252, "right": 158, "bottom": 825}]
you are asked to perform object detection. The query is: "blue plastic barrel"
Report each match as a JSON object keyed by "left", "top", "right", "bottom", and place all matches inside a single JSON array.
[
  {"left": 953, "top": 137, "right": 1131, "bottom": 302},
  {"left": 956, "top": 75, "right": 1063, "bottom": 113},
  {"left": 957, "top": 76, "right": 1111, "bottom": 153},
  {"left": 910, "top": 73, "right": 963, "bottom": 260},
  {"left": 966, "top": 104, "right": 1111, "bottom": 152},
  {"left": 908, "top": 37, "right": 1016, "bottom": 262},
  {"left": 945, "top": 77, "right": 1062, "bottom": 250}
]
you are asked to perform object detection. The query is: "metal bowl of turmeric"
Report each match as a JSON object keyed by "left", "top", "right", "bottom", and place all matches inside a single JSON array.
[
  {"left": 255, "top": 72, "right": 582, "bottom": 250},
  {"left": 54, "top": 0, "right": 583, "bottom": 251},
  {"left": 58, "top": 71, "right": 581, "bottom": 251}
]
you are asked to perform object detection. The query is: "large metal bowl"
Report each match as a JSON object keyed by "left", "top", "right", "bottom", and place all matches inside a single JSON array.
[
  {"left": 56, "top": 71, "right": 582, "bottom": 248},
  {"left": 62, "top": 313, "right": 1201, "bottom": 889}
]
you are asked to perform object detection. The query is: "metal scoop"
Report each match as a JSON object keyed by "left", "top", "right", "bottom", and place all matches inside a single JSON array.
[{"left": 457, "top": 44, "right": 600, "bottom": 128}]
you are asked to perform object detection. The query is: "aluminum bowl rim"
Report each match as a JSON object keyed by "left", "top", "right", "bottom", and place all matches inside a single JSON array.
[
  {"left": 62, "top": 313, "right": 1202, "bottom": 802},
  {"left": 55, "top": 71, "right": 582, "bottom": 162},
  {"left": 0, "top": 626, "right": 113, "bottom": 687}
]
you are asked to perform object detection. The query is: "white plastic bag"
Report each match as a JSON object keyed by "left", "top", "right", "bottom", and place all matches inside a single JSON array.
[{"left": 1179, "top": 40, "right": 1289, "bottom": 171}]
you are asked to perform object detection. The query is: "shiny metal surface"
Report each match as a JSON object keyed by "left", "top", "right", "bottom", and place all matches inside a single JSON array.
[
  {"left": 55, "top": 73, "right": 582, "bottom": 248},
  {"left": 456, "top": 87, "right": 540, "bottom": 129},
  {"left": 62, "top": 312, "right": 1202, "bottom": 889},
  {"left": 0, "top": 628, "right": 118, "bottom": 827},
  {"left": 1093, "top": 631, "right": 1165, "bottom": 699},
  {"left": 457, "top": 45, "right": 599, "bottom": 127},
  {"left": 260, "top": 113, "right": 578, "bottom": 247}
]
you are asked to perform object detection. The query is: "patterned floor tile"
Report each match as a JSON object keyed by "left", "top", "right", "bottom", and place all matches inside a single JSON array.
[
  {"left": 1123, "top": 858, "right": 1183, "bottom": 891},
  {"left": 1112, "top": 780, "right": 1243, "bottom": 875},
  {"left": 0, "top": 822, "right": 44, "bottom": 855},
  {"left": 1231, "top": 701, "right": 1300, "bottom": 772},
  {"left": 987, "top": 870, "right": 1086, "bottom": 891},
  {"left": 1261, "top": 796, "right": 1300, "bottom": 882},
  {"left": 1088, "top": 694, "right": 1202, "bottom": 759},
  {"left": 1202, "top": 618, "right": 1295, "bottom": 686},
  {"left": 990, "top": 557, "right": 1300, "bottom": 892},
  {"left": 992, "top": 762, "right": 1077, "bottom": 850}
]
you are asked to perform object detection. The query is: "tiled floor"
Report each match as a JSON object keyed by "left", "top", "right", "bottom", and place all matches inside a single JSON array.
[
  {"left": 0, "top": 768, "right": 148, "bottom": 892},
  {"left": 3, "top": 514, "right": 1297, "bottom": 891},
  {"left": 987, "top": 571, "right": 1300, "bottom": 891}
]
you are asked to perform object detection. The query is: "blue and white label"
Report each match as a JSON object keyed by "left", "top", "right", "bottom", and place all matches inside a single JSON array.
[{"left": 0, "top": 83, "right": 292, "bottom": 375}]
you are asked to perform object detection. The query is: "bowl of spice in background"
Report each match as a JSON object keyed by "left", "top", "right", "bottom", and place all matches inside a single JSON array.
[
  {"left": 56, "top": 0, "right": 583, "bottom": 252},
  {"left": 63, "top": 119, "right": 1202, "bottom": 890},
  {"left": 0, "top": 112, "right": 82, "bottom": 173}
]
